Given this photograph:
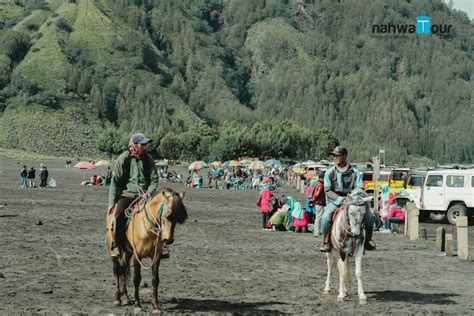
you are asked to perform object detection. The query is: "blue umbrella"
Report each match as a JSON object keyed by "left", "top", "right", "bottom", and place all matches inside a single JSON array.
[{"left": 265, "top": 159, "right": 281, "bottom": 166}]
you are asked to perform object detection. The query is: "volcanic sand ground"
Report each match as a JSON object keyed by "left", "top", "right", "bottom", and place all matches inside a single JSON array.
[{"left": 1, "top": 159, "right": 474, "bottom": 314}]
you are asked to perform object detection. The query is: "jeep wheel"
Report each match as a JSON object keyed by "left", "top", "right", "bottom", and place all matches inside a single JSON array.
[
  {"left": 447, "top": 204, "right": 467, "bottom": 225},
  {"left": 429, "top": 212, "right": 446, "bottom": 222}
]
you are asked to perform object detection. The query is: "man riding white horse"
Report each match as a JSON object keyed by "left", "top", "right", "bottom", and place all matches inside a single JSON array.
[{"left": 319, "top": 146, "right": 376, "bottom": 252}]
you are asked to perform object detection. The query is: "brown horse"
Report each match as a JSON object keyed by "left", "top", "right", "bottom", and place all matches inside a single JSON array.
[{"left": 105, "top": 188, "right": 188, "bottom": 313}]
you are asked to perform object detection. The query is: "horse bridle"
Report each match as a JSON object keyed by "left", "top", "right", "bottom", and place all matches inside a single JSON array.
[
  {"left": 144, "top": 202, "right": 165, "bottom": 235},
  {"left": 338, "top": 201, "right": 366, "bottom": 255}
]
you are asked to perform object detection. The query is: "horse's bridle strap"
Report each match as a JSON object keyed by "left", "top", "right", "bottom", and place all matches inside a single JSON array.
[{"left": 144, "top": 203, "right": 164, "bottom": 233}]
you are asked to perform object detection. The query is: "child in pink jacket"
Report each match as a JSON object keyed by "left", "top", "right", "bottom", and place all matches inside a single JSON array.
[{"left": 257, "top": 178, "right": 273, "bottom": 229}]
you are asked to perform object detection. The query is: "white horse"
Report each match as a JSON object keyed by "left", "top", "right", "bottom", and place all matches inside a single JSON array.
[{"left": 323, "top": 189, "right": 373, "bottom": 304}]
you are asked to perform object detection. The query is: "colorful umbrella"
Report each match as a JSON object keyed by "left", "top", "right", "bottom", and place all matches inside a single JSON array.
[
  {"left": 210, "top": 161, "right": 222, "bottom": 168},
  {"left": 240, "top": 159, "right": 252, "bottom": 166},
  {"left": 74, "top": 161, "right": 96, "bottom": 170},
  {"left": 249, "top": 160, "right": 266, "bottom": 171},
  {"left": 95, "top": 160, "right": 110, "bottom": 168},
  {"left": 265, "top": 159, "right": 282, "bottom": 166},
  {"left": 188, "top": 161, "right": 208, "bottom": 171},
  {"left": 223, "top": 160, "right": 240, "bottom": 168}
]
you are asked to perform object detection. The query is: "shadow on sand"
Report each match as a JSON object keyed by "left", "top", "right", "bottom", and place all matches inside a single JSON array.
[
  {"left": 166, "top": 298, "right": 288, "bottom": 314},
  {"left": 366, "top": 290, "right": 458, "bottom": 305}
]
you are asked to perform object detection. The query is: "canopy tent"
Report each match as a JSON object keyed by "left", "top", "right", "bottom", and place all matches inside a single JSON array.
[
  {"left": 94, "top": 160, "right": 110, "bottom": 168},
  {"left": 74, "top": 161, "right": 96, "bottom": 170}
]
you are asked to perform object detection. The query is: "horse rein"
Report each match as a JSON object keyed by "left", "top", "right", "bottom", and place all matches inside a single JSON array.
[
  {"left": 129, "top": 192, "right": 169, "bottom": 270},
  {"left": 334, "top": 202, "right": 365, "bottom": 254}
]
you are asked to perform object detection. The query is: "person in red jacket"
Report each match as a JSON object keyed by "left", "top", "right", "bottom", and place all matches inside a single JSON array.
[
  {"left": 257, "top": 178, "right": 273, "bottom": 229},
  {"left": 311, "top": 171, "right": 326, "bottom": 236},
  {"left": 382, "top": 198, "right": 405, "bottom": 231}
]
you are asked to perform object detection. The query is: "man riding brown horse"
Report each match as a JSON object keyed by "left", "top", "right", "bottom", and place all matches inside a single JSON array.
[{"left": 108, "top": 133, "right": 167, "bottom": 258}]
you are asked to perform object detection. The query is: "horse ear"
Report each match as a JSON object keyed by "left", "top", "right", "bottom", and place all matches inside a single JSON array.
[{"left": 179, "top": 192, "right": 185, "bottom": 200}]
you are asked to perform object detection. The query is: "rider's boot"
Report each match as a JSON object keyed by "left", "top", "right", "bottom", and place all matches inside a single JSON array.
[
  {"left": 110, "top": 232, "right": 121, "bottom": 258},
  {"left": 364, "top": 226, "right": 376, "bottom": 251},
  {"left": 319, "top": 230, "right": 332, "bottom": 253}
]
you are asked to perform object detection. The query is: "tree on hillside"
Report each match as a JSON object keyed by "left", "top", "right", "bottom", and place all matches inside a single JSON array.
[
  {"left": 96, "top": 126, "right": 126, "bottom": 159},
  {"left": 158, "top": 133, "right": 183, "bottom": 159}
]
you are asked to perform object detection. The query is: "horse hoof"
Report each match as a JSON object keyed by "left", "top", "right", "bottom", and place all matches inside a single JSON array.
[
  {"left": 121, "top": 299, "right": 131, "bottom": 306},
  {"left": 359, "top": 299, "right": 367, "bottom": 305},
  {"left": 113, "top": 300, "right": 121, "bottom": 306},
  {"left": 152, "top": 309, "right": 161, "bottom": 314},
  {"left": 323, "top": 289, "right": 330, "bottom": 295},
  {"left": 337, "top": 296, "right": 344, "bottom": 302},
  {"left": 134, "top": 307, "right": 142, "bottom": 313}
]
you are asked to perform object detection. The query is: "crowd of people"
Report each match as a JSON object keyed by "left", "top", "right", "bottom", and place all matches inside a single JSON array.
[
  {"left": 19, "top": 164, "right": 51, "bottom": 188},
  {"left": 256, "top": 172, "right": 326, "bottom": 236},
  {"left": 255, "top": 145, "right": 408, "bottom": 254}
]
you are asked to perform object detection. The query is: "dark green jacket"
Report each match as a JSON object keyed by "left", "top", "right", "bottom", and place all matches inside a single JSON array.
[{"left": 108, "top": 151, "right": 158, "bottom": 207}]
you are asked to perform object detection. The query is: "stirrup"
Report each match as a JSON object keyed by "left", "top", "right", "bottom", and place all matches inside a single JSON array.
[{"left": 319, "top": 243, "right": 331, "bottom": 253}]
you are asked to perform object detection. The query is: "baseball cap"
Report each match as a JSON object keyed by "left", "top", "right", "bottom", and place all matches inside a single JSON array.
[
  {"left": 131, "top": 133, "right": 150, "bottom": 144},
  {"left": 330, "top": 146, "right": 348, "bottom": 156}
]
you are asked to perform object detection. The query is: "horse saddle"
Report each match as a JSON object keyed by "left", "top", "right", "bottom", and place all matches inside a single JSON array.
[{"left": 124, "top": 199, "right": 146, "bottom": 229}]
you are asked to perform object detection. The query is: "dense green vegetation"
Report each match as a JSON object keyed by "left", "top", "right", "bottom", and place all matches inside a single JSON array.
[{"left": 0, "top": 0, "right": 472, "bottom": 163}]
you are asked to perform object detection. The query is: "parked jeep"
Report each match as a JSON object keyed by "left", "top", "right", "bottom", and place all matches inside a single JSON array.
[{"left": 397, "top": 169, "right": 474, "bottom": 225}]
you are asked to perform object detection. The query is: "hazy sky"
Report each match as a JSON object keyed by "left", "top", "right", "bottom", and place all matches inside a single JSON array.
[{"left": 452, "top": 0, "right": 474, "bottom": 19}]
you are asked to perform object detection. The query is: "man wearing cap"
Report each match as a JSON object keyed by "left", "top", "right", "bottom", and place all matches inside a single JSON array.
[
  {"left": 108, "top": 133, "right": 159, "bottom": 257},
  {"left": 319, "top": 145, "right": 376, "bottom": 252}
]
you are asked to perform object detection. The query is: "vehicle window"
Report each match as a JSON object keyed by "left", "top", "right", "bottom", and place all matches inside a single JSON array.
[
  {"left": 392, "top": 171, "right": 408, "bottom": 181},
  {"left": 446, "top": 175, "right": 464, "bottom": 188},
  {"left": 379, "top": 175, "right": 389, "bottom": 181},
  {"left": 426, "top": 175, "right": 443, "bottom": 187},
  {"left": 363, "top": 173, "right": 372, "bottom": 181},
  {"left": 409, "top": 176, "right": 423, "bottom": 187}
]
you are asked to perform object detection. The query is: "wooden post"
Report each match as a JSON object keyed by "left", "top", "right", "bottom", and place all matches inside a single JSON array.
[
  {"left": 435, "top": 227, "right": 446, "bottom": 252},
  {"left": 409, "top": 208, "right": 419, "bottom": 241},
  {"left": 404, "top": 206, "right": 409, "bottom": 236},
  {"left": 373, "top": 157, "right": 380, "bottom": 212},
  {"left": 420, "top": 227, "right": 427, "bottom": 240},
  {"left": 445, "top": 234, "right": 453, "bottom": 257},
  {"left": 300, "top": 180, "right": 305, "bottom": 194},
  {"left": 457, "top": 216, "right": 469, "bottom": 260}
]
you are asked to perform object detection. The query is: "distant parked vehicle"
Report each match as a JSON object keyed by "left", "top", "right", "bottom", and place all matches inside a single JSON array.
[{"left": 397, "top": 169, "right": 474, "bottom": 225}]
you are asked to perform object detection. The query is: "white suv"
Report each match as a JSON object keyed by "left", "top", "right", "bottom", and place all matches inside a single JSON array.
[{"left": 397, "top": 169, "right": 474, "bottom": 225}]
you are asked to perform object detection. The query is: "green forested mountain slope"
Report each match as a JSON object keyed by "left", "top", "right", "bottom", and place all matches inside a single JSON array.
[{"left": 0, "top": 0, "right": 472, "bottom": 162}]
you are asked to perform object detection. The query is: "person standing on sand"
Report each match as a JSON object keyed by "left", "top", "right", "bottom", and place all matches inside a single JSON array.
[
  {"left": 27, "top": 167, "right": 36, "bottom": 188},
  {"left": 40, "top": 166, "right": 49, "bottom": 188},
  {"left": 108, "top": 133, "right": 161, "bottom": 258},
  {"left": 20, "top": 166, "right": 28, "bottom": 188},
  {"left": 256, "top": 178, "right": 273, "bottom": 229}
]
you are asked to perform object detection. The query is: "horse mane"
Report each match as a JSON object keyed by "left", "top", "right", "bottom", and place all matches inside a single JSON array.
[{"left": 159, "top": 188, "right": 188, "bottom": 224}]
